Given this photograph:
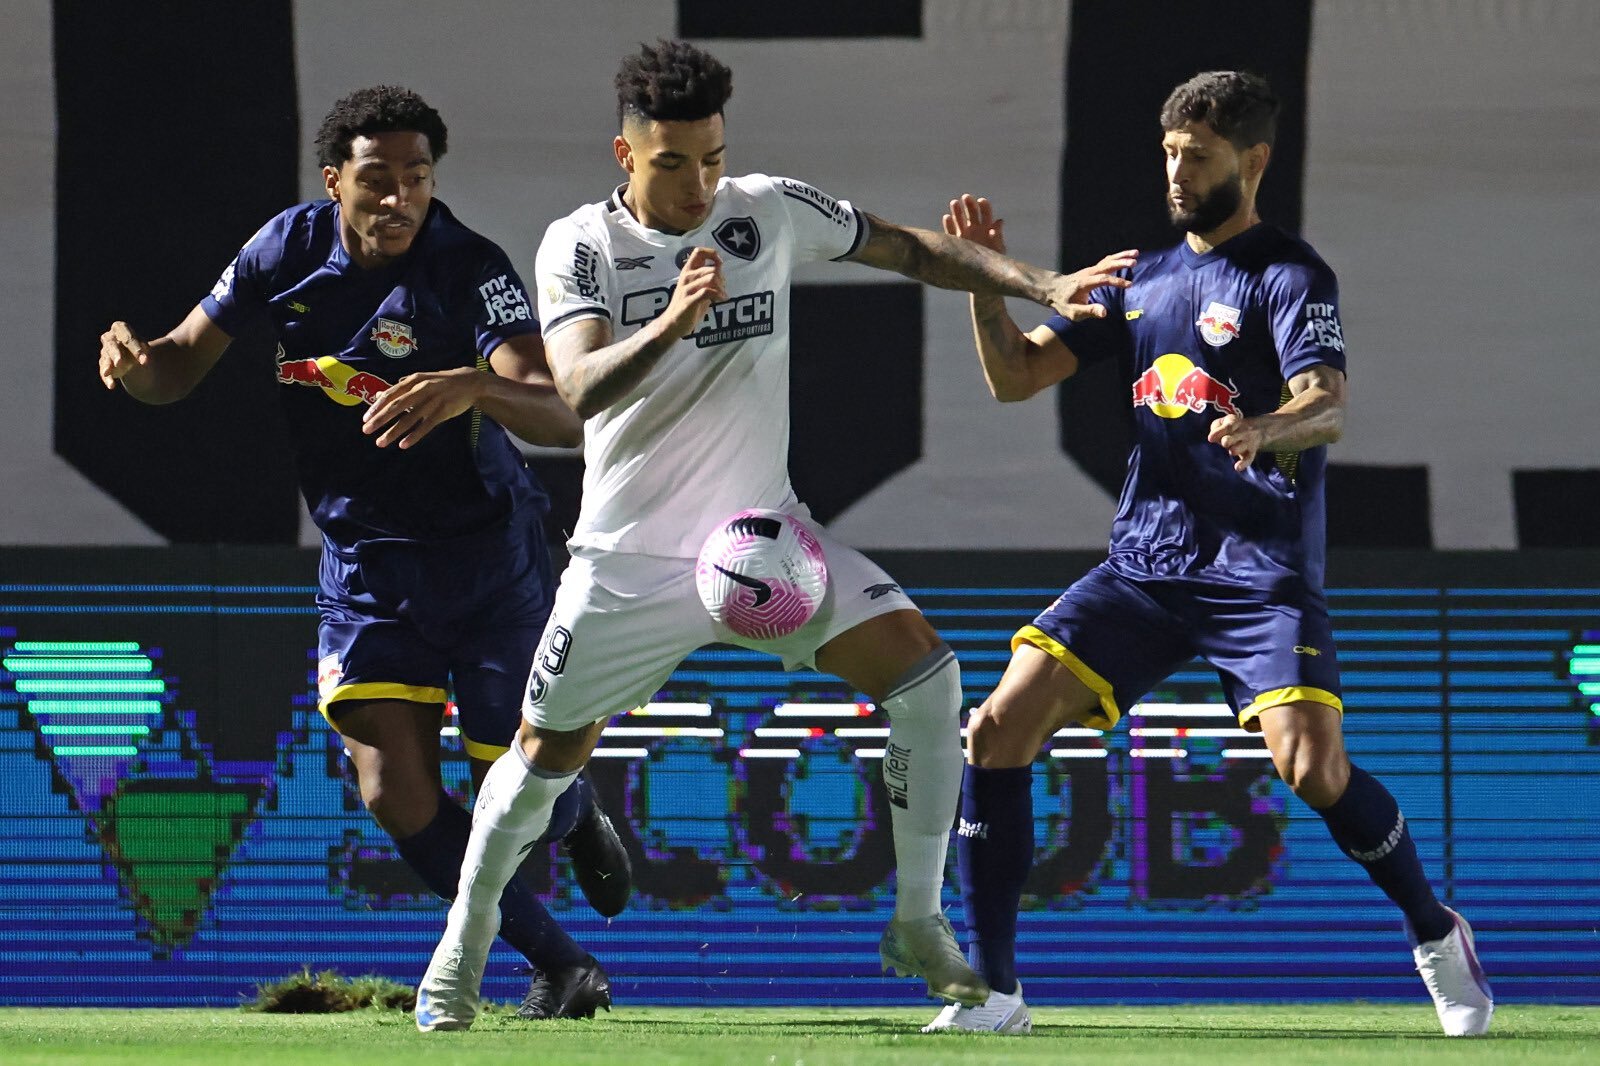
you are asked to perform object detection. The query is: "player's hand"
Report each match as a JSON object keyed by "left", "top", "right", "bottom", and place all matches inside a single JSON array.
[
  {"left": 657, "top": 247, "right": 726, "bottom": 342},
  {"left": 1043, "top": 249, "right": 1138, "bottom": 322},
  {"left": 1208, "top": 412, "right": 1266, "bottom": 472},
  {"left": 942, "top": 194, "right": 1006, "bottom": 254},
  {"left": 362, "top": 367, "right": 484, "bottom": 449},
  {"left": 98, "top": 321, "right": 152, "bottom": 389}
]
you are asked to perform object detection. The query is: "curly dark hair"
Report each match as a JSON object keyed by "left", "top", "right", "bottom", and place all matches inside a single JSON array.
[
  {"left": 314, "top": 85, "right": 448, "bottom": 169},
  {"left": 615, "top": 39, "right": 733, "bottom": 128},
  {"left": 1160, "top": 71, "right": 1279, "bottom": 150}
]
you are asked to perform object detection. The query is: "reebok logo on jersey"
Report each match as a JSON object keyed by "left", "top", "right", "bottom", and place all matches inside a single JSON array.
[
  {"left": 572, "top": 241, "right": 601, "bottom": 300},
  {"left": 480, "top": 274, "right": 534, "bottom": 326},
  {"left": 713, "top": 217, "right": 761, "bottom": 261},
  {"left": 622, "top": 287, "right": 776, "bottom": 348},
  {"left": 864, "top": 583, "right": 902, "bottom": 600},
  {"left": 714, "top": 565, "right": 773, "bottom": 607},
  {"left": 613, "top": 255, "right": 654, "bottom": 270}
]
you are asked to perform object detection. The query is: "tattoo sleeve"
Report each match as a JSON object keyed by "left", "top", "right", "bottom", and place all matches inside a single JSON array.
[
  {"left": 853, "top": 214, "right": 1057, "bottom": 303},
  {"left": 546, "top": 317, "right": 679, "bottom": 420}
]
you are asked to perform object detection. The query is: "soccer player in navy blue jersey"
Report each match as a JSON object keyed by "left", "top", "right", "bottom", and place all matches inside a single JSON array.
[
  {"left": 97, "top": 86, "right": 628, "bottom": 1019},
  {"left": 927, "top": 72, "right": 1492, "bottom": 1037}
]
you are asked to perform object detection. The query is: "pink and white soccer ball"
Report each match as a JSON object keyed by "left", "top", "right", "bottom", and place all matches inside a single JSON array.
[{"left": 695, "top": 509, "right": 829, "bottom": 640}]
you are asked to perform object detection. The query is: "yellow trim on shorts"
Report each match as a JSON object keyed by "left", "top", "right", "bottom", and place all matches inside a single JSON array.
[
  {"left": 463, "top": 737, "right": 511, "bottom": 761},
  {"left": 318, "top": 682, "right": 450, "bottom": 725},
  {"left": 1238, "top": 686, "right": 1344, "bottom": 733},
  {"left": 1012, "top": 625, "right": 1121, "bottom": 731}
]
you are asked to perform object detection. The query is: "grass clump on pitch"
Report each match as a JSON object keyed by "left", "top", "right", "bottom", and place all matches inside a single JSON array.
[{"left": 245, "top": 967, "right": 415, "bottom": 1013}]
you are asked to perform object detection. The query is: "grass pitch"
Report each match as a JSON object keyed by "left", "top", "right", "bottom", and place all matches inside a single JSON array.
[{"left": 2, "top": 1005, "right": 1596, "bottom": 1065}]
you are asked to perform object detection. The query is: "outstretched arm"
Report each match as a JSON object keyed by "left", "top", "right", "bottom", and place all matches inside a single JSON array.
[
  {"left": 98, "top": 306, "right": 233, "bottom": 404},
  {"left": 942, "top": 194, "right": 1135, "bottom": 401},
  {"left": 851, "top": 205, "right": 1129, "bottom": 321}
]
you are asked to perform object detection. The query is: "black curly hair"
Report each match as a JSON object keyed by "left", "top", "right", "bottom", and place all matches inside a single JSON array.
[
  {"left": 1160, "top": 71, "right": 1279, "bottom": 150},
  {"left": 314, "top": 85, "right": 448, "bottom": 169},
  {"left": 615, "top": 39, "right": 733, "bottom": 128}
]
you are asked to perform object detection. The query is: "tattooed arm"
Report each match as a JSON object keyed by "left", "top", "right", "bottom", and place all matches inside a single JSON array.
[
  {"left": 940, "top": 194, "right": 1135, "bottom": 401},
  {"left": 851, "top": 203, "right": 1131, "bottom": 320}
]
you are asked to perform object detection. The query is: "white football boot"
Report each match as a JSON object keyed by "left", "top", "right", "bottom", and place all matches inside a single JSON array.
[
  {"left": 880, "top": 912, "right": 990, "bottom": 1006},
  {"left": 922, "top": 981, "right": 1032, "bottom": 1034},
  {"left": 1410, "top": 907, "right": 1493, "bottom": 1036},
  {"left": 415, "top": 900, "right": 500, "bottom": 1032}
]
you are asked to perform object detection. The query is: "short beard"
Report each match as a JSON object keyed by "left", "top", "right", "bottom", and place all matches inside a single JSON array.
[{"left": 1169, "top": 172, "right": 1243, "bottom": 236}]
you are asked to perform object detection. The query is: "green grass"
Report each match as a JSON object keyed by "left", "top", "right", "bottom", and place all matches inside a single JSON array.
[{"left": 3, "top": 1005, "right": 1597, "bottom": 1065}]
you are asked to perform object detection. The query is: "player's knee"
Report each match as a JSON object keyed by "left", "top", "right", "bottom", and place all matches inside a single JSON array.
[
  {"left": 966, "top": 698, "right": 1037, "bottom": 770},
  {"left": 1276, "top": 743, "right": 1350, "bottom": 808},
  {"left": 881, "top": 646, "right": 962, "bottom": 725},
  {"left": 361, "top": 779, "right": 438, "bottom": 839}
]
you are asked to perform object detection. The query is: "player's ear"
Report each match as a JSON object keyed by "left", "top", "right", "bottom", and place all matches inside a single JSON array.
[
  {"left": 1244, "top": 142, "right": 1270, "bottom": 182},
  {"left": 322, "top": 165, "right": 341, "bottom": 202},
  {"left": 613, "top": 134, "right": 633, "bottom": 174}
]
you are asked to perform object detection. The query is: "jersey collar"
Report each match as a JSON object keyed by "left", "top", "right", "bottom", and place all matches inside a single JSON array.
[{"left": 1178, "top": 221, "right": 1270, "bottom": 269}]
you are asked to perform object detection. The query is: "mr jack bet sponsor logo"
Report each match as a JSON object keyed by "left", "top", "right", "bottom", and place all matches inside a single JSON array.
[{"left": 479, "top": 274, "right": 533, "bottom": 326}]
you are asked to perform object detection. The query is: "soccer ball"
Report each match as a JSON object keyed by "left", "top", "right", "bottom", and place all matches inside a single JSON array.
[{"left": 695, "top": 509, "right": 829, "bottom": 640}]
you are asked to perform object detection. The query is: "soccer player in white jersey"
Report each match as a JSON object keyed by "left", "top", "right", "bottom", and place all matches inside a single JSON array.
[{"left": 414, "top": 39, "right": 1130, "bottom": 1031}]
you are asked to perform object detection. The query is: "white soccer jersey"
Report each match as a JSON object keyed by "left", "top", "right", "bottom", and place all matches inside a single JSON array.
[{"left": 534, "top": 173, "right": 867, "bottom": 557}]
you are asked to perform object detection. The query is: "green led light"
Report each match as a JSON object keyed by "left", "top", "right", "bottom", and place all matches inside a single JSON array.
[
  {"left": 1591, "top": 703, "right": 1600, "bottom": 715},
  {"left": 1581, "top": 683, "right": 1600, "bottom": 696},
  {"left": 25, "top": 700, "right": 161, "bottom": 715},
  {"left": 38, "top": 725, "right": 150, "bottom": 736},
  {"left": 1570, "top": 658, "right": 1600, "bottom": 675},
  {"left": 13, "top": 679, "right": 164, "bottom": 693},
  {"left": 4, "top": 656, "right": 153, "bottom": 672},
  {"left": 11, "top": 641, "right": 142, "bottom": 653},
  {"left": 49, "top": 746, "right": 139, "bottom": 757},
  {"left": 1573, "top": 645, "right": 1600, "bottom": 655}
]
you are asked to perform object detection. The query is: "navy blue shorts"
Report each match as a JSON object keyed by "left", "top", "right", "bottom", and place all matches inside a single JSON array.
[
  {"left": 315, "top": 505, "right": 553, "bottom": 760},
  {"left": 1017, "top": 562, "right": 1342, "bottom": 732}
]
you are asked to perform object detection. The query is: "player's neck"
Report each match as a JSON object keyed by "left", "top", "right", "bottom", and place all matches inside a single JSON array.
[
  {"left": 1186, "top": 206, "right": 1262, "bottom": 255},
  {"left": 620, "top": 184, "right": 687, "bottom": 236}
]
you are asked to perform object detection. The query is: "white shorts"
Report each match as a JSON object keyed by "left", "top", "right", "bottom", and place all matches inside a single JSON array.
[{"left": 521, "top": 511, "right": 917, "bottom": 732}]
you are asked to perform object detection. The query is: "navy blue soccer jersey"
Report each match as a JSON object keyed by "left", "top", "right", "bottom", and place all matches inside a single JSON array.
[
  {"left": 1047, "top": 223, "right": 1347, "bottom": 591},
  {"left": 201, "top": 199, "right": 546, "bottom": 547}
]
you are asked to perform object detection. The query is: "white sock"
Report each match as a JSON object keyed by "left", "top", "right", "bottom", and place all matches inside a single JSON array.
[
  {"left": 446, "top": 745, "right": 577, "bottom": 944},
  {"left": 881, "top": 645, "right": 963, "bottom": 920}
]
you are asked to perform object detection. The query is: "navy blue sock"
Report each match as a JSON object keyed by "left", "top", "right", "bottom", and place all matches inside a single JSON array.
[
  {"left": 1314, "top": 764, "right": 1453, "bottom": 943},
  {"left": 393, "top": 789, "right": 587, "bottom": 971},
  {"left": 955, "top": 763, "right": 1034, "bottom": 996},
  {"left": 542, "top": 773, "right": 595, "bottom": 844}
]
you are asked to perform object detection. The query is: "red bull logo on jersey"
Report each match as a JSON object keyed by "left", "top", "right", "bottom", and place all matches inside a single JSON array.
[
  {"left": 1196, "top": 301, "right": 1242, "bottom": 346},
  {"left": 275, "top": 348, "right": 393, "bottom": 408},
  {"left": 369, "top": 317, "right": 418, "bottom": 359},
  {"left": 1131, "top": 353, "right": 1241, "bottom": 419}
]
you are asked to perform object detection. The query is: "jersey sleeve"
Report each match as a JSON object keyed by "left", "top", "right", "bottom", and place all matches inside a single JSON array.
[
  {"left": 1264, "top": 259, "right": 1348, "bottom": 379},
  {"left": 769, "top": 176, "right": 867, "bottom": 265},
  {"left": 1040, "top": 278, "right": 1127, "bottom": 367},
  {"left": 470, "top": 243, "right": 540, "bottom": 361},
  {"left": 534, "top": 217, "right": 612, "bottom": 339},
  {"left": 199, "top": 215, "right": 284, "bottom": 337}
]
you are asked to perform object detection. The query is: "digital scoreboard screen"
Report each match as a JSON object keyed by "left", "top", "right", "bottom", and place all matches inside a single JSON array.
[{"left": 1, "top": 550, "right": 1596, "bottom": 1006}]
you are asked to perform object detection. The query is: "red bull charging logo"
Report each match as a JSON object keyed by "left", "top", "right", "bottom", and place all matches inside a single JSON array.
[
  {"left": 1131, "top": 353, "right": 1241, "bottom": 419},
  {"left": 275, "top": 349, "right": 392, "bottom": 407}
]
